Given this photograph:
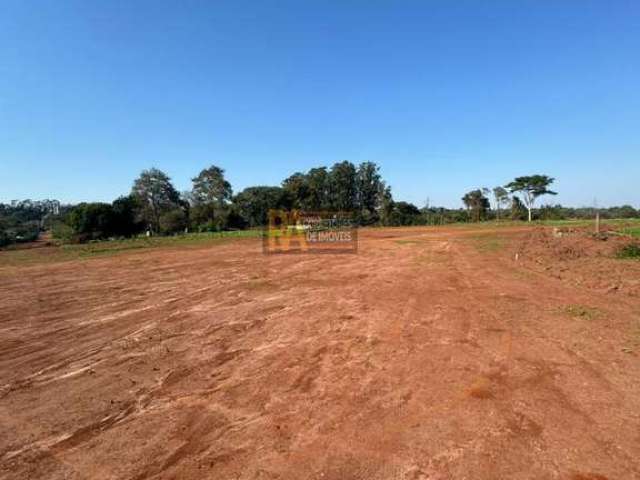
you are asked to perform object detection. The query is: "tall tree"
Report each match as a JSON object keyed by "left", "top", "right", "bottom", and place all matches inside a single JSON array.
[
  {"left": 305, "top": 167, "right": 330, "bottom": 210},
  {"left": 462, "top": 189, "right": 490, "bottom": 222},
  {"left": 111, "top": 195, "right": 141, "bottom": 237},
  {"left": 282, "top": 172, "right": 309, "bottom": 210},
  {"left": 234, "top": 186, "right": 289, "bottom": 227},
  {"left": 356, "top": 162, "right": 383, "bottom": 223},
  {"left": 389, "top": 201, "right": 421, "bottom": 226},
  {"left": 191, "top": 165, "right": 232, "bottom": 224},
  {"left": 492, "top": 186, "right": 510, "bottom": 221},
  {"left": 67, "top": 203, "right": 115, "bottom": 241},
  {"left": 329, "top": 161, "right": 357, "bottom": 212},
  {"left": 505, "top": 175, "right": 557, "bottom": 222},
  {"left": 378, "top": 185, "right": 394, "bottom": 226},
  {"left": 131, "top": 168, "right": 180, "bottom": 233},
  {"left": 510, "top": 196, "right": 527, "bottom": 220}
]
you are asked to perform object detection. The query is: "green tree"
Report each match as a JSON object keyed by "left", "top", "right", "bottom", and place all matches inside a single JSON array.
[
  {"left": 462, "top": 189, "right": 490, "bottom": 222},
  {"left": 538, "top": 203, "right": 564, "bottom": 221},
  {"left": 234, "top": 186, "right": 289, "bottom": 227},
  {"left": 356, "top": 161, "right": 383, "bottom": 224},
  {"left": 329, "top": 161, "right": 357, "bottom": 212},
  {"left": 378, "top": 185, "right": 394, "bottom": 226},
  {"left": 159, "top": 208, "right": 188, "bottom": 234},
  {"left": 389, "top": 201, "right": 421, "bottom": 226},
  {"left": 0, "top": 203, "right": 40, "bottom": 245},
  {"left": 282, "top": 172, "right": 309, "bottom": 209},
  {"left": 608, "top": 205, "right": 638, "bottom": 219},
  {"left": 131, "top": 168, "right": 181, "bottom": 233},
  {"left": 505, "top": 175, "right": 557, "bottom": 222},
  {"left": 225, "top": 204, "right": 249, "bottom": 229},
  {"left": 191, "top": 165, "right": 233, "bottom": 226},
  {"left": 111, "top": 195, "right": 142, "bottom": 237},
  {"left": 510, "top": 196, "right": 527, "bottom": 220},
  {"left": 305, "top": 167, "right": 330, "bottom": 210},
  {"left": 67, "top": 203, "right": 116, "bottom": 241}
]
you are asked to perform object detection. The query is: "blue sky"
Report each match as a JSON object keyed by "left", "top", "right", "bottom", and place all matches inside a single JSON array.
[{"left": 1, "top": 0, "right": 638, "bottom": 208}]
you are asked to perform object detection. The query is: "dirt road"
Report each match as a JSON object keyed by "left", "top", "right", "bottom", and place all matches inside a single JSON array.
[{"left": 1, "top": 226, "right": 639, "bottom": 479}]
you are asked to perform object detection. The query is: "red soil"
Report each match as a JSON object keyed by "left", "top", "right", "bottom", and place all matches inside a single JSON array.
[{"left": 1, "top": 225, "right": 639, "bottom": 479}]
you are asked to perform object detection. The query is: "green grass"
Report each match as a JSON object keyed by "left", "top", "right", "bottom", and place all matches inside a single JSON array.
[
  {"left": 532, "top": 218, "right": 637, "bottom": 228},
  {"left": 394, "top": 239, "right": 425, "bottom": 245},
  {"left": 0, "top": 230, "right": 263, "bottom": 267},
  {"left": 467, "top": 232, "right": 505, "bottom": 252},
  {"left": 620, "top": 226, "right": 640, "bottom": 238},
  {"left": 616, "top": 243, "right": 640, "bottom": 259},
  {"left": 560, "top": 304, "right": 602, "bottom": 321},
  {"left": 362, "top": 217, "right": 640, "bottom": 232},
  {"left": 479, "top": 237, "right": 504, "bottom": 252}
]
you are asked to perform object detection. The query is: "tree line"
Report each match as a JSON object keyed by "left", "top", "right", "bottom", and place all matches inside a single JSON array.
[
  {"left": 462, "top": 175, "right": 558, "bottom": 223},
  {"left": 52, "top": 161, "right": 395, "bottom": 242},
  {"left": 1, "top": 167, "right": 638, "bottom": 246},
  {"left": 0, "top": 200, "right": 63, "bottom": 247}
]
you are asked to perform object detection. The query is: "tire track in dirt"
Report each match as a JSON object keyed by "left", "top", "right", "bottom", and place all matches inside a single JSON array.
[
  {"left": 1, "top": 227, "right": 639, "bottom": 479},
  {"left": 446, "top": 234, "right": 640, "bottom": 478}
]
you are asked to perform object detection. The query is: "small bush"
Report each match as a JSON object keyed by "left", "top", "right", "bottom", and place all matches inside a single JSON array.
[
  {"left": 0, "top": 224, "right": 40, "bottom": 246},
  {"left": 617, "top": 243, "right": 640, "bottom": 259},
  {"left": 622, "top": 227, "right": 640, "bottom": 238},
  {"left": 51, "top": 221, "right": 75, "bottom": 243}
]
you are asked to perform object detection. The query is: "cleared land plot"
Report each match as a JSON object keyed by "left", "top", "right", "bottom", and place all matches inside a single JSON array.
[{"left": 1, "top": 225, "right": 640, "bottom": 480}]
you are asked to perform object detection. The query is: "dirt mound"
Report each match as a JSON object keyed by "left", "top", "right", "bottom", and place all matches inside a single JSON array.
[{"left": 512, "top": 226, "right": 640, "bottom": 296}]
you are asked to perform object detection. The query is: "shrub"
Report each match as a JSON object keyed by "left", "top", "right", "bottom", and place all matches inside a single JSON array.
[
  {"left": 617, "top": 243, "right": 640, "bottom": 259},
  {"left": 60, "top": 198, "right": 144, "bottom": 243},
  {"left": 51, "top": 221, "right": 75, "bottom": 243},
  {"left": 67, "top": 203, "right": 115, "bottom": 241}
]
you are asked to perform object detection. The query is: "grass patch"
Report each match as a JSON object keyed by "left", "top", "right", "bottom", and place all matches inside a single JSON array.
[
  {"left": 363, "top": 218, "right": 640, "bottom": 235},
  {"left": 414, "top": 251, "right": 448, "bottom": 265},
  {"left": 616, "top": 243, "right": 640, "bottom": 259},
  {"left": 469, "top": 233, "right": 505, "bottom": 252},
  {"left": 477, "top": 237, "right": 503, "bottom": 252},
  {"left": 560, "top": 304, "right": 602, "bottom": 321},
  {"left": 0, "top": 230, "right": 263, "bottom": 267},
  {"left": 395, "top": 239, "right": 425, "bottom": 245},
  {"left": 620, "top": 227, "right": 640, "bottom": 238},
  {"left": 245, "top": 278, "right": 275, "bottom": 290}
]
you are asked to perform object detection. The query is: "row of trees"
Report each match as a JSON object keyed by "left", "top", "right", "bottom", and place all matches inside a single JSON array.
[
  {"left": 462, "top": 175, "right": 557, "bottom": 223},
  {"left": 386, "top": 202, "right": 640, "bottom": 226},
  {"left": 53, "top": 161, "right": 395, "bottom": 241},
  {"left": 2, "top": 168, "right": 638, "bottom": 245},
  {"left": 0, "top": 200, "right": 63, "bottom": 247}
]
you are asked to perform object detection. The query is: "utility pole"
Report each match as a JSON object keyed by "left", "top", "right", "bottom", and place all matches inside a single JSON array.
[{"left": 594, "top": 197, "right": 600, "bottom": 234}]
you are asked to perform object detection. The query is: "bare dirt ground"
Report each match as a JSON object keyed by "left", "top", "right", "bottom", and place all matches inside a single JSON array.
[{"left": 1, "top": 225, "right": 639, "bottom": 480}]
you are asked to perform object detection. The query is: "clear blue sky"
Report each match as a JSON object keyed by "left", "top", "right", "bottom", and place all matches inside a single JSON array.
[{"left": 1, "top": 0, "right": 638, "bottom": 208}]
